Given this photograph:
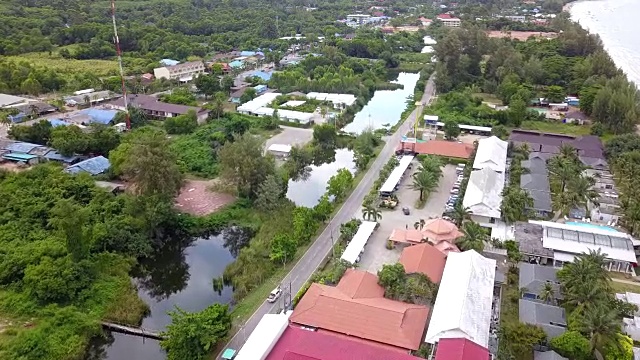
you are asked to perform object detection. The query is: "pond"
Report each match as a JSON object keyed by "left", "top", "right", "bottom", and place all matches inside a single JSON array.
[
  {"left": 87, "top": 227, "right": 254, "bottom": 360},
  {"left": 342, "top": 72, "right": 420, "bottom": 134},
  {"left": 286, "top": 148, "right": 356, "bottom": 207}
]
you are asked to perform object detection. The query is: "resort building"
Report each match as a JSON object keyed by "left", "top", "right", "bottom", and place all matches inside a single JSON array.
[
  {"left": 519, "top": 300, "right": 567, "bottom": 339},
  {"left": 436, "top": 14, "right": 461, "bottom": 27},
  {"left": 473, "top": 136, "right": 508, "bottom": 172},
  {"left": 462, "top": 167, "right": 505, "bottom": 225},
  {"left": 425, "top": 251, "right": 496, "bottom": 348},
  {"left": 153, "top": 60, "right": 205, "bottom": 82},
  {"left": 514, "top": 220, "right": 637, "bottom": 273}
]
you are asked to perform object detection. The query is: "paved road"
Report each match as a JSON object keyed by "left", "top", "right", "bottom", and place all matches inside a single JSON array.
[{"left": 220, "top": 75, "right": 437, "bottom": 356}]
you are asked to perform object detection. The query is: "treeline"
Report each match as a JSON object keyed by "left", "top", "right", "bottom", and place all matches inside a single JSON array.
[
  {"left": 433, "top": 14, "right": 640, "bottom": 134},
  {"left": 605, "top": 134, "right": 640, "bottom": 236}
]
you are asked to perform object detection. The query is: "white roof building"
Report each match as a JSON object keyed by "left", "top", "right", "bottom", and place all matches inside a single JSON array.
[
  {"left": 341, "top": 221, "right": 378, "bottom": 264},
  {"left": 237, "top": 93, "right": 281, "bottom": 114},
  {"left": 528, "top": 220, "right": 637, "bottom": 265},
  {"left": 473, "top": 136, "right": 508, "bottom": 172},
  {"left": 425, "top": 250, "right": 496, "bottom": 347},
  {"left": 463, "top": 168, "right": 505, "bottom": 220},
  {"left": 306, "top": 92, "right": 357, "bottom": 107},
  {"left": 379, "top": 155, "right": 414, "bottom": 193},
  {"left": 0, "top": 94, "right": 34, "bottom": 108},
  {"left": 267, "top": 144, "right": 292, "bottom": 154},
  {"left": 234, "top": 311, "right": 292, "bottom": 360}
]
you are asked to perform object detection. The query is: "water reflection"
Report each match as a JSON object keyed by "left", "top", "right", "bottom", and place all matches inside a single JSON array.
[
  {"left": 342, "top": 72, "right": 420, "bottom": 133},
  {"left": 94, "top": 227, "right": 252, "bottom": 360},
  {"left": 286, "top": 148, "right": 356, "bottom": 207}
]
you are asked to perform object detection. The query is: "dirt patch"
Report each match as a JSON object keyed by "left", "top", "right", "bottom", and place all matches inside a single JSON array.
[
  {"left": 0, "top": 161, "right": 27, "bottom": 172},
  {"left": 485, "top": 30, "right": 558, "bottom": 41},
  {"left": 175, "top": 180, "right": 235, "bottom": 216}
]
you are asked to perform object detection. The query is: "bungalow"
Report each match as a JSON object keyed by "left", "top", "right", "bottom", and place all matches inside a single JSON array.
[
  {"left": 564, "top": 110, "right": 588, "bottom": 125},
  {"left": 106, "top": 94, "right": 209, "bottom": 123},
  {"left": 229, "top": 60, "right": 244, "bottom": 69},
  {"left": 436, "top": 14, "right": 461, "bottom": 27},
  {"left": 230, "top": 88, "right": 248, "bottom": 104}
]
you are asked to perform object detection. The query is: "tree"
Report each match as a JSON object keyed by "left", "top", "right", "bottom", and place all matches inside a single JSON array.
[
  {"left": 501, "top": 186, "right": 534, "bottom": 223},
  {"left": 270, "top": 233, "right": 298, "bottom": 265},
  {"left": 254, "top": 174, "right": 284, "bottom": 211},
  {"left": 218, "top": 133, "right": 276, "bottom": 198},
  {"left": 546, "top": 85, "right": 567, "bottom": 103},
  {"left": 221, "top": 75, "right": 234, "bottom": 94},
  {"left": 88, "top": 124, "right": 121, "bottom": 155},
  {"left": 117, "top": 130, "right": 183, "bottom": 199},
  {"left": 458, "top": 222, "right": 487, "bottom": 252},
  {"left": 450, "top": 203, "right": 471, "bottom": 227},
  {"left": 313, "top": 124, "right": 338, "bottom": 149},
  {"left": 568, "top": 175, "right": 600, "bottom": 214},
  {"left": 313, "top": 194, "right": 333, "bottom": 223},
  {"left": 443, "top": 120, "right": 460, "bottom": 140},
  {"left": 209, "top": 92, "right": 226, "bottom": 119},
  {"left": 411, "top": 168, "right": 439, "bottom": 201},
  {"left": 538, "top": 282, "right": 556, "bottom": 304},
  {"left": 49, "top": 199, "right": 90, "bottom": 262},
  {"left": 128, "top": 106, "right": 148, "bottom": 128},
  {"left": 194, "top": 73, "right": 221, "bottom": 98},
  {"left": 165, "top": 110, "right": 198, "bottom": 134},
  {"left": 550, "top": 331, "right": 593, "bottom": 360},
  {"left": 8, "top": 120, "right": 52, "bottom": 144},
  {"left": 160, "top": 304, "right": 232, "bottom": 360},
  {"left": 507, "top": 97, "right": 528, "bottom": 127},
  {"left": 239, "top": 88, "right": 257, "bottom": 104},
  {"left": 577, "top": 304, "right": 621, "bottom": 357},
  {"left": 362, "top": 205, "right": 382, "bottom": 222},
  {"left": 491, "top": 124, "right": 509, "bottom": 140},
  {"left": 292, "top": 206, "right": 318, "bottom": 243},
  {"left": 326, "top": 168, "right": 353, "bottom": 200},
  {"left": 414, "top": 219, "right": 426, "bottom": 230},
  {"left": 500, "top": 322, "right": 547, "bottom": 358},
  {"left": 50, "top": 125, "right": 89, "bottom": 156},
  {"left": 377, "top": 263, "right": 406, "bottom": 290}
]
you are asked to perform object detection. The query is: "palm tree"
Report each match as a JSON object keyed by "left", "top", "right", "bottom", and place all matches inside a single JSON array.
[
  {"left": 559, "top": 143, "right": 578, "bottom": 160},
  {"left": 83, "top": 95, "right": 91, "bottom": 107},
  {"left": 450, "top": 203, "right": 471, "bottom": 227},
  {"left": 362, "top": 206, "right": 382, "bottom": 222},
  {"left": 411, "top": 168, "right": 439, "bottom": 201},
  {"left": 501, "top": 186, "right": 534, "bottom": 223},
  {"left": 538, "top": 282, "right": 555, "bottom": 304},
  {"left": 548, "top": 156, "right": 580, "bottom": 193},
  {"left": 457, "top": 222, "right": 487, "bottom": 252},
  {"left": 414, "top": 219, "right": 426, "bottom": 230},
  {"left": 568, "top": 175, "right": 600, "bottom": 213},
  {"left": 419, "top": 155, "right": 442, "bottom": 177},
  {"left": 577, "top": 304, "right": 622, "bottom": 357}
]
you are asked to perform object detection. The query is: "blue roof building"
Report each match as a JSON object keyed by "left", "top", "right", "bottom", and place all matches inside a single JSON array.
[
  {"left": 66, "top": 156, "right": 111, "bottom": 175},
  {"left": 254, "top": 85, "right": 268, "bottom": 94},
  {"left": 229, "top": 60, "right": 244, "bottom": 69},
  {"left": 251, "top": 71, "right": 273, "bottom": 81},
  {"left": 81, "top": 109, "right": 118, "bottom": 125},
  {"left": 44, "top": 150, "right": 80, "bottom": 164},
  {"left": 48, "top": 119, "right": 71, "bottom": 127},
  {"left": 2, "top": 153, "right": 38, "bottom": 162},
  {"left": 5, "top": 142, "right": 41, "bottom": 153},
  {"left": 8, "top": 113, "right": 27, "bottom": 123},
  {"left": 160, "top": 59, "right": 180, "bottom": 66}
]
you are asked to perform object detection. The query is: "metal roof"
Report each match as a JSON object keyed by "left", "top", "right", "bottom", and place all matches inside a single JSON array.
[
  {"left": 5, "top": 142, "right": 41, "bottom": 153},
  {"left": 234, "top": 312, "right": 292, "bottom": 360},
  {"left": 341, "top": 221, "right": 377, "bottom": 264},
  {"left": 463, "top": 168, "right": 505, "bottom": 219},
  {"left": 65, "top": 156, "right": 110, "bottom": 175},
  {"left": 379, "top": 155, "right": 414, "bottom": 193},
  {"left": 519, "top": 300, "right": 567, "bottom": 339},
  {"left": 519, "top": 264, "right": 562, "bottom": 300},
  {"left": 2, "top": 153, "right": 37, "bottom": 161}
]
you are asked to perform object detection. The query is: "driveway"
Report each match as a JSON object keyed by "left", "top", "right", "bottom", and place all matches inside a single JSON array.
[{"left": 358, "top": 163, "right": 459, "bottom": 273}]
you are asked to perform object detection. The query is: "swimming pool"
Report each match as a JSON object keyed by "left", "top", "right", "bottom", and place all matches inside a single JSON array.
[{"left": 565, "top": 221, "right": 617, "bottom": 232}]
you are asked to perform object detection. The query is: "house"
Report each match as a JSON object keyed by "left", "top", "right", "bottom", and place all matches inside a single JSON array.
[
  {"left": 250, "top": 71, "right": 273, "bottom": 82},
  {"left": 434, "top": 338, "right": 490, "bottom": 360},
  {"left": 473, "top": 136, "right": 508, "bottom": 172},
  {"left": 564, "top": 110, "right": 588, "bottom": 125},
  {"left": 254, "top": 84, "right": 268, "bottom": 95},
  {"left": 230, "top": 88, "right": 248, "bottom": 104},
  {"left": 399, "top": 243, "right": 448, "bottom": 283},
  {"left": 106, "top": 94, "right": 209, "bottom": 123},
  {"left": 462, "top": 168, "right": 505, "bottom": 225},
  {"left": 514, "top": 220, "right": 637, "bottom": 273},
  {"left": 346, "top": 14, "right": 371, "bottom": 25},
  {"left": 436, "top": 14, "right": 461, "bottom": 27},
  {"left": 0, "top": 94, "right": 35, "bottom": 109},
  {"left": 229, "top": 60, "right": 244, "bottom": 69},
  {"left": 265, "top": 325, "right": 424, "bottom": 360},
  {"left": 64, "top": 90, "right": 120, "bottom": 107},
  {"left": 80, "top": 109, "right": 119, "bottom": 125},
  {"left": 520, "top": 173, "right": 553, "bottom": 216},
  {"left": 616, "top": 292, "right": 640, "bottom": 316},
  {"left": 13, "top": 101, "right": 57, "bottom": 116},
  {"left": 418, "top": 16, "right": 433, "bottom": 26},
  {"left": 389, "top": 219, "right": 464, "bottom": 247},
  {"left": 503, "top": 15, "right": 526, "bottom": 22},
  {"left": 534, "top": 351, "right": 568, "bottom": 360},
  {"left": 153, "top": 61, "right": 205, "bottom": 82},
  {"left": 65, "top": 156, "right": 111, "bottom": 176},
  {"left": 425, "top": 251, "right": 497, "bottom": 347},
  {"left": 519, "top": 263, "right": 562, "bottom": 302},
  {"left": 509, "top": 131, "right": 606, "bottom": 168},
  {"left": 210, "top": 62, "right": 231, "bottom": 73},
  {"left": 519, "top": 300, "right": 567, "bottom": 339},
  {"left": 398, "top": 140, "right": 474, "bottom": 159},
  {"left": 289, "top": 268, "right": 430, "bottom": 351}
]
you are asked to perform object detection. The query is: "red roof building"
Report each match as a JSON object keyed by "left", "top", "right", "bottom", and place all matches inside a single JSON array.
[
  {"left": 289, "top": 269, "right": 430, "bottom": 351},
  {"left": 266, "top": 325, "right": 424, "bottom": 360},
  {"left": 398, "top": 140, "right": 474, "bottom": 159},
  {"left": 399, "top": 243, "right": 448, "bottom": 283},
  {"left": 434, "top": 338, "right": 490, "bottom": 360}
]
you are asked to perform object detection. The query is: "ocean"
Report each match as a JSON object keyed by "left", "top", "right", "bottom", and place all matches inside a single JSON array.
[{"left": 569, "top": 0, "right": 640, "bottom": 86}]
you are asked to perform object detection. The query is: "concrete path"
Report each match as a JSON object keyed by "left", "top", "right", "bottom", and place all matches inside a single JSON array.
[{"left": 219, "top": 75, "right": 437, "bottom": 355}]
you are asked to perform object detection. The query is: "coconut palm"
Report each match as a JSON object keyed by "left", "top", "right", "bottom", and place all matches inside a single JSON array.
[
  {"left": 450, "top": 203, "right": 471, "bottom": 227},
  {"left": 577, "top": 304, "right": 622, "bottom": 357},
  {"left": 413, "top": 219, "right": 426, "bottom": 230},
  {"left": 501, "top": 186, "right": 534, "bottom": 223},
  {"left": 83, "top": 95, "right": 91, "bottom": 107},
  {"left": 362, "top": 205, "right": 382, "bottom": 222},
  {"left": 538, "top": 282, "right": 555, "bottom": 304},
  {"left": 568, "top": 175, "right": 600, "bottom": 213},
  {"left": 419, "top": 155, "right": 442, "bottom": 177},
  {"left": 457, "top": 222, "right": 487, "bottom": 252},
  {"left": 411, "top": 168, "right": 439, "bottom": 201},
  {"left": 548, "top": 156, "right": 580, "bottom": 193},
  {"left": 559, "top": 143, "right": 578, "bottom": 160}
]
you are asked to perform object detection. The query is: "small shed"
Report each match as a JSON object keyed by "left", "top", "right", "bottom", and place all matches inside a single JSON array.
[
  {"left": 564, "top": 110, "right": 588, "bottom": 125},
  {"left": 65, "top": 156, "right": 111, "bottom": 175},
  {"left": 2, "top": 152, "right": 39, "bottom": 165},
  {"left": 267, "top": 144, "right": 292, "bottom": 158}
]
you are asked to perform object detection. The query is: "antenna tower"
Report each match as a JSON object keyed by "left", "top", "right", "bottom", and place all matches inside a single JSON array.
[{"left": 111, "top": 0, "right": 131, "bottom": 129}]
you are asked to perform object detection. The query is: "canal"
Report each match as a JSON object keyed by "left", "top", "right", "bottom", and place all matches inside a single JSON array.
[
  {"left": 89, "top": 71, "right": 419, "bottom": 359},
  {"left": 342, "top": 72, "right": 420, "bottom": 134}
]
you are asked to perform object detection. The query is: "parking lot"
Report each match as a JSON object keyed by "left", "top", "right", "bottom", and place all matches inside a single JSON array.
[
  {"left": 357, "top": 161, "right": 461, "bottom": 273},
  {"left": 265, "top": 126, "right": 313, "bottom": 149}
]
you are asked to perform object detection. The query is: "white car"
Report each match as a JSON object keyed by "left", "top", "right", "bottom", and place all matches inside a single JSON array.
[{"left": 267, "top": 286, "right": 282, "bottom": 303}]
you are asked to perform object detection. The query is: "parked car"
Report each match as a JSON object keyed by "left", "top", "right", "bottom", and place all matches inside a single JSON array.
[
  {"left": 402, "top": 207, "right": 410, "bottom": 215},
  {"left": 267, "top": 286, "right": 282, "bottom": 303}
]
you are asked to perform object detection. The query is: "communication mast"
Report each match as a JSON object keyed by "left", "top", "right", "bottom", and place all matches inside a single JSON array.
[{"left": 110, "top": 0, "right": 131, "bottom": 129}]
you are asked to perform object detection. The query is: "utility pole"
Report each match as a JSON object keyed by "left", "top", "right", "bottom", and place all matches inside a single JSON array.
[
  {"left": 110, "top": 0, "right": 130, "bottom": 130},
  {"left": 275, "top": 15, "right": 279, "bottom": 36}
]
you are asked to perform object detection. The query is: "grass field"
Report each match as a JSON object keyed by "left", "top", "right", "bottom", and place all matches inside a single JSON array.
[
  {"left": 474, "top": 92, "right": 503, "bottom": 105},
  {"left": 7, "top": 49, "right": 118, "bottom": 77},
  {"left": 519, "top": 120, "right": 593, "bottom": 136}
]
